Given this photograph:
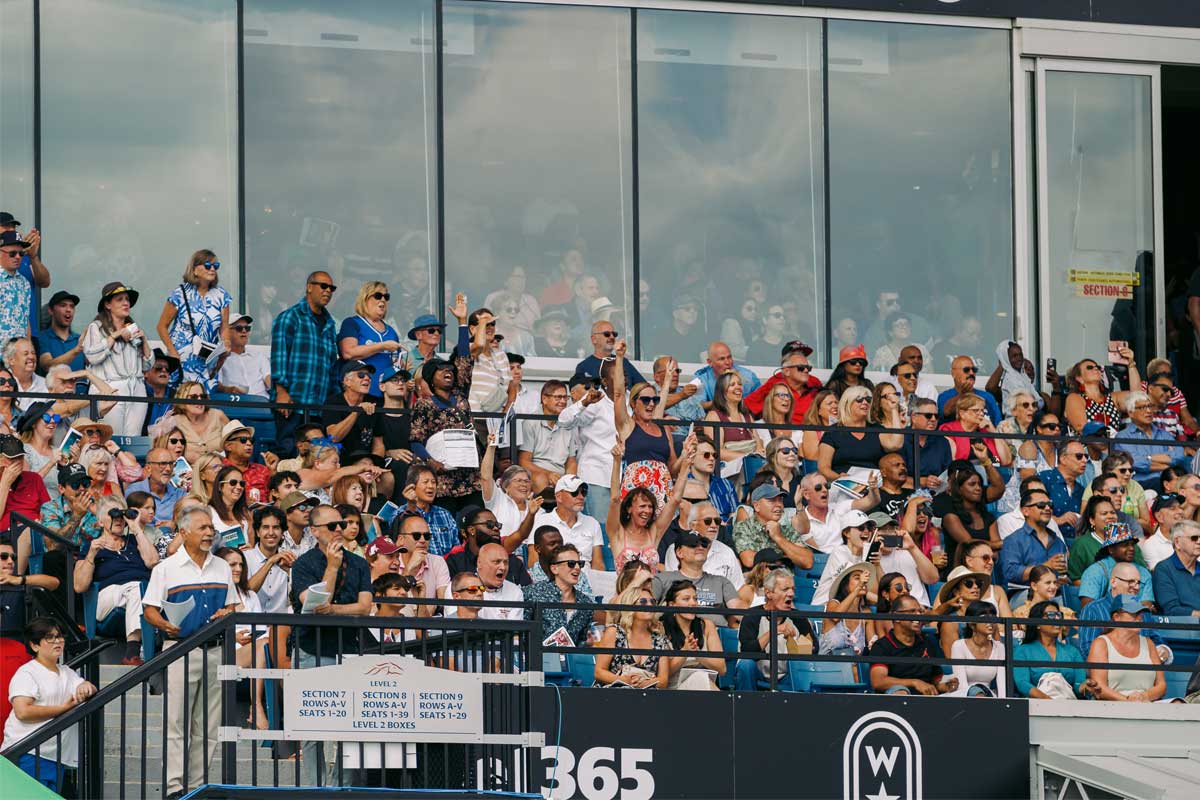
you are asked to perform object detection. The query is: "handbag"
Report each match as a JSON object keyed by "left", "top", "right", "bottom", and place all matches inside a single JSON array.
[
  {"left": 1036, "top": 671, "right": 1076, "bottom": 700},
  {"left": 178, "top": 284, "right": 218, "bottom": 362}
]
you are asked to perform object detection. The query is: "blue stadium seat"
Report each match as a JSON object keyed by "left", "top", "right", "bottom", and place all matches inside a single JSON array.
[
  {"left": 111, "top": 435, "right": 151, "bottom": 462},
  {"left": 787, "top": 659, "right": 869, "bottom": 693},
  {"left": 1060, "top": 584, "right": 1081, "bottom": 613},
  {"left": 542, "top": 653, "right": 573, "bottom": 686},
  {"left": 1164, "top": 668, "right": 1190, "bottom": 701},
  {"left": 717, "top": 626, "right": 740, "bottom": 690},
  {"left": 794, "top": 577, "right": 818, "bottom": 605},
  {"left": 83, "top": 581, "right": 156, "bottom": 663},
  {"left": 210, "top": 393, "right": 278, "bottom": 453},
  {"left": 26, "top": 524, "right": 46, "bottom": 577},
  {"left": 795, "top": 603, "right": 824, "bottom": 635},
  {"left": 566, "top": 653, "right": 595, "bottom": 686},
  {"left": 808, "top": 551, "right": 830, "bottom": 579}
]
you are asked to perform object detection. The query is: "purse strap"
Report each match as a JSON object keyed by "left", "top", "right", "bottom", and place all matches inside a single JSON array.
[{"left": 179, "top": 283, "right": 199, "bottom": 338}]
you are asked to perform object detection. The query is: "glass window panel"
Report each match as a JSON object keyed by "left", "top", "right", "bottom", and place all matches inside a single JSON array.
[
  {"left": 828, "top": 22, "right": 1013, "bottom": 375},
  {"left": 243, "top": 0, "right": 438, "bottom": 344},
  {"left": 40, "top": 0, "right": 238, "bottom": 321},
  {"left": 1043, "top": 70, "right": 1154, "bottom": 370},
  {"left": 637, "top": 10, "right": 824, "bottom": 366},
  {"left": 443, "top": 1, "right": 633, "bottom": 360},
  {"left": 0, "top": 0, "right": 35, "bottom": 228}
]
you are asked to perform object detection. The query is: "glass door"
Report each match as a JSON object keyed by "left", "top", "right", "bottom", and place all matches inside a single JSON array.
[{"left": 1035, "top": 60, "right": 1163, "bottom": 372}]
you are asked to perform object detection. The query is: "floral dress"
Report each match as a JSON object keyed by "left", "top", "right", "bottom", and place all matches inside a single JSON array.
[
  {"left": 597, "top": 627, "right": 670, "bottom": 686},
  {"left": 409, "top": 352, "right": 480, "bottom": 500},
  {"left": 167, "top": 283, "right": 231, "bottom": 388}
]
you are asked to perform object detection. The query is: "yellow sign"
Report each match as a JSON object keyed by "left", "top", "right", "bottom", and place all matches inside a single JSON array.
[{"left": 1067, "top": 269, "right": 1140, "bottom": 287}]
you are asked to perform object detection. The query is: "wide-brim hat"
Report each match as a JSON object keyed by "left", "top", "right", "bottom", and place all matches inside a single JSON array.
[
  {"left": 151, "top": 347, "right": 181, "bottom": 374},
  {"left": 831, "top": 561, "right": 878, "bottom": 595},
  {"left": 71, "top": 417, "right": 113, "bottom": 441},
  {"left": 407, "top": 314, "right": 446, "bottom": 341},
  {"left": 16, "top": 401, "right": 56, "bottom": 434},
  {"left": 97, "top": 282, "right": 139, "bottom": 311},
  {"left": 837, "top": 344, "right": 868, "bottom": 365},
  {"left": 219, "top": 419, "right": 255, "bottom": 446},
  {"left": 937, "top": 565, "right": 992, "bottom": 605},
  {"left": 1098, "top": 522, "right": 1136, "bottom": 550}
]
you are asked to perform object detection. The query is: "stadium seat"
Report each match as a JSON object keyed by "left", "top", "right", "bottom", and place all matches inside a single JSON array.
[
  {"left": 1164, "top": 668, "right": 1190, "bottom": 701},
  {"left": 111, "top": 435, "right": 151, "bottom": 462},
  {"left": 542, "top": 653, "right": 572, "bottom": 686},
  {"left": 83, "top": 582, "right": 156, "bottom": 663},
  {"left": 1060, "top": 584, "right": 1081, "bottom": 613},
  {"left": 794, "top": 577, "right": 818, "bottom": 605},
  {"left": 795, "top": 603, "right": 824, "bottom": 635},
  {"left": 717, "top": 626, "right": 740, "bottom": 690},
  {"left": 566, "top": 653, "right": 595, "bottom": 686},
  {"left": 787, "top": 659, "right": 869, "bottom": 693}
]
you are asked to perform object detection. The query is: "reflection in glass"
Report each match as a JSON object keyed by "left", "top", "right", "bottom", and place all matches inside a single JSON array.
[
  {"left": 243, "top": 0, "right": 438, "bottom": 344},
  {"left": 0, "top": 0, "right": 35, "bottom": 229},
  {"left": 637, "top": 11, "right": 825, "bottom": 366},
  {"left": 40, "top": 0, "right": 238, "bottom": 320},
  {"left": 828, "top": 22, "right": 1013, "bottom": 374},
  {"left": 443, "top": 1, "right": 633, "bottom": 360},
  {"left": 1043, "top": 71, "right": 1153, "bottom": 369}
]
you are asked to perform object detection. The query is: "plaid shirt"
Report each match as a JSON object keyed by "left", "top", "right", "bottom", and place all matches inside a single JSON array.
[
  {"left": 270, "top": 299, "right": 338, "bottom": 406},
  {"left": 400, "top": 501, "right": 459, "bottom": 557}
]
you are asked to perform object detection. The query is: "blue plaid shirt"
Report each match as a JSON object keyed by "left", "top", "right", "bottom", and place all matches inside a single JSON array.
[
  {"left": 270, "top": 299, "right": 338, "bottom": 406},
  {"left": 401, "top": 501, "right": 459, "bottom": 557}
]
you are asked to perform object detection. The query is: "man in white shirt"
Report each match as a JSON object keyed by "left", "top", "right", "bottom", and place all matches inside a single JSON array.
[
  {"left": 532, "top": 474, "right": 604, "bottom": 570},
  {"left": 217, "top": 313, "right": 271, "bottom": 396},
  {"left": 3, "top": 336, "right": 47, "bottom": 394},
  {"left": 142, "top": 504, "right": 238, "bottom": 800},
  {"left": 519, "top": 379, "right": 576, "bottom": 492},
  {"left": 556, "top": 370, "right": 617, "bottom": 522},
  {"left": 243, "top": 507, "right": 294, "bottom": 614},
  {"left": 476, "top": 542, "right": 524, "bottom": 620},
  {"left": 664, "top": 502, "right": 744, "bottom": 589},
  {"left": 796, "top": 473, "right": 875, "bottom": 553},
  {"left": 1140, "top": 493, "right": 1186, "bottom": 570}
]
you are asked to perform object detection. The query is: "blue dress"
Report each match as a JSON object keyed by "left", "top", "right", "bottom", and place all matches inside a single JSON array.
[
  {"left": 337, "top": 315, "right": 401, "bottom": 395},
  {"left": 166, "top": 284, "right": 231, "bottom": 388}
]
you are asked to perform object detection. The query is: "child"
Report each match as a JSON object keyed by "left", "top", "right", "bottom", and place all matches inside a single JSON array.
[{"left": 1, "top": 617, "right": 97, "bottom": 790}]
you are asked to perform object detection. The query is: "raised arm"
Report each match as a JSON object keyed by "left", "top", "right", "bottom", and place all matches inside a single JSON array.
[
  {"left": 606, "top": 439, "right": 625, "bottom": 537},
  {"left": 480, "top": 434, "right": 498, "bottom": 503},
  {"left": 612, "top": 339, "right": 632, "bottom": 438},
  {"left": 653, "top": 442, "right": 696, "bottom": 542}
]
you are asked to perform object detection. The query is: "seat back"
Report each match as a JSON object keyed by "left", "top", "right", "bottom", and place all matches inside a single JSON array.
[
  {"left": 82, "top": 581, "right": 156, "bottom": 662},
  {"left": 566, "top": 653, "right": 595, "bottom": 686},
  {"left": 111, "top": 435, "right": 152, "bottom": 462}
]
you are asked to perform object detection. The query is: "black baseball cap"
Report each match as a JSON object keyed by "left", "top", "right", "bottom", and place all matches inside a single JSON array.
[
  {"left": 340, "top": 359, "right": 376, "bottom": 378},
  {"left": 0, "top": 212, "right": 20, "bottom": 227},
  {"left": 47, "top": 290, "right": 80, "bottom": 308},
  {"left": 569, "top": 372, "right": 600, "bottom": 390},
  {"left": 506, "top": 352, "right": 525, "bottom": 366},
  {"left": 58, "top": 463, "right": 89, "bottom": 488},
  {"left": 0, "top": 231, "right": 29, "bottom": 249},
  {"left": 0, "top": 434, "right": 24, "bottom": 458},
  {"left": 781, "top": 340, "right": 813, "bottom": 357}
]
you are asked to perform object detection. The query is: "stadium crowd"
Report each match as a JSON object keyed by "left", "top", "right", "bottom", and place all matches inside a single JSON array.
[{"left": 1, "top": 218, "right": 1199, "bottom": 793}]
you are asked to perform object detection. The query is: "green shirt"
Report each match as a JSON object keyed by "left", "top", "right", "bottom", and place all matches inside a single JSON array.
[
  {"left": 1067, "top": 530, "right": 1147, "bottom": 582},
  {"left": 733, "top": 517, "right": 805, "bottom": 558}
]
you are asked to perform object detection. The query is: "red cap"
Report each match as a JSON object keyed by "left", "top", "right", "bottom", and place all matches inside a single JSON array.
[
  {"left": 365, "top": 537, "right": 399, "bottom": 558},
  {"left": 838, "top": 344, "right": 868, "bottom": 364}
]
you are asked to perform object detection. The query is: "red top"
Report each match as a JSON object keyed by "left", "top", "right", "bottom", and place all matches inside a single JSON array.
[
  {"left": 0, "top": 471, "right": 50, "bottom": 531},
  {"left": 744, "top": 373, "right": 822, "bottom": 422}
]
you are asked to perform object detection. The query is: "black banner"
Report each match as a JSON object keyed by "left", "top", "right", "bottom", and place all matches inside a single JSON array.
[
  {"left": 529, "top": 688, "right": 1027, "bottom": 799},
  {"left": 724, "top": 0, "right": 1200, "bottom": 27}
]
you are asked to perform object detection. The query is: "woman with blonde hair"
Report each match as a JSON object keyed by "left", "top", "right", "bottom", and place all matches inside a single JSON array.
[
  {"left": 154, "top": 381, "right": 229, "bottom": 463},
  {"left": 299, "top": 445, "right": 373, "bottom": 504},
  {"left": 156, "top": 249, "right": 231, "bottom": 387},
  {"left": 338, "top": 281, "right": 403, "bottom": 395},
  {"left": 817, "top": 385, "right": 903, "bottom": 481},
  {"left": 188, "top": 452, "right": 225, "bottom": 505},
  {"left": 593, "top": 584, "right": 671, "bottom": 689},
  {"left": 757, "top": 383, "right": 799, "bottom": 448}
]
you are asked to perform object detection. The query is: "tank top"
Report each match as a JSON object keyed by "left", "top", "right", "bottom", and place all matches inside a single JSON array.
[
  {"left": 1082, "top": 393, "right": 1122, "bottom": 433},
  {"left": 1097, "top": 634, "right": 1154, "bottom": 694},
  {"left": 615, "top": 542, "right": 660, "bottom": 572},
  {"left": 715, "top": 411, "right": 753, "bottom": 443},
  {"left": 625, "top": 424, "right": 670, "bottom": 466}
]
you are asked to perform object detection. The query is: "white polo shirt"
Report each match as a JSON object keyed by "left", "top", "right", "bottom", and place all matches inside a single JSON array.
[
  {"left": 557, "top": 396, "right": 616, "bottom": 487},
  {"left": 1139, "top": 528, "right": 1175, "bottom": 571},
  {"left": 533, "top": 508, "right": 603, "bottom": 560},
  {"left": 802, "top": 507, "right": 845, "bottom": 553},
  {"left": 218, "top": 349, "right": 271, "bottom": 396},
  {"left": 479, "top": 580, "right": 524, "bottom": 620},
  {"left": 143, "top": 547, "right": 237, "bottom": 638},
  {"left": 244, "top": 546, "right": 292, "bottom": 614}
]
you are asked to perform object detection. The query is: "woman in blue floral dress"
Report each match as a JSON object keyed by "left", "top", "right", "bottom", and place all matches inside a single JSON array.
[{"left": 155, "top": 249, "right": 231, "bottom": 389}]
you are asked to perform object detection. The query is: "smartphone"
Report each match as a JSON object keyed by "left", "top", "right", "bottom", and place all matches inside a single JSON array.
[
  {"left": 1107, "top": 340, "right": 1130, "bottom": 366},
  {"left": 881, "top": 534, "right": 903, "bottom": 548},
  {"left": 865, "top": 538, "right": 883, "bottom": 562},
  {"left": 1046, "top": 358, "right": 1057, "bottom": 373},
  {"left": 969, "top": 437, "right": 985, "bottom": 451},
  {"left": 169, "top": 457, "right": 192, "bottom": 488}
]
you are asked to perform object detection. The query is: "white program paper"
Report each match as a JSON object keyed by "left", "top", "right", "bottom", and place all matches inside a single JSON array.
[
  {"left": 301, "top": 582, "right": 331, "bottom": 614},
  {"left": 424, "top": 429, "right": 479, "bottom": 469},
  {"left": 160, "top": 596, "right": 195, "bottom": 627}
]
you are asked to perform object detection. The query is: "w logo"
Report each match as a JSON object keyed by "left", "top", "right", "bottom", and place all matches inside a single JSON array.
[{"left": 843, "top": 712, "right": 922, "bottom": 800}]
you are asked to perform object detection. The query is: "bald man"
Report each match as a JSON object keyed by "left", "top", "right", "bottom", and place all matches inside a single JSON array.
[
  {"left": 475, "top": 542, "right": 523, "bottom": 620},
  {"left": 692, "top": 341, "right": 762, "bottom": 410},
  {"left": 575, "top": 319, "right": 644, "bottom": 387},
  {"left": 937, "top": 355, "right": 1001, "bottom": 424},
  {"left": 1077, "top": 561, "right": 1170, "bottom": 659}
]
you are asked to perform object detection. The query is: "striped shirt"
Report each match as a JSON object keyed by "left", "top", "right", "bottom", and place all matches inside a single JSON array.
[{"left": 143, "top": 547, "right": 237, "bottom": 639}]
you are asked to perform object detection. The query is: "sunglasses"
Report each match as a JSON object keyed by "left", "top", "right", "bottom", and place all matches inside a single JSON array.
[
  {"left": 784, "top": 364, "right": 813, "bottom": 373},
  {"left": 221, "top": 479, "right": 245, "bottom": 488},
  {"left": 970, "top": 553, "right": 995, "bottom": 562},
  {"left": 1016, "top": 401, "right": 1035, "bottom": 409},
  {"left": 698, "top": 516, "right": 721, "bottom": 526},
  {"left": 199, "top": 260, "right": 220, "bottom": 270},
  {"left": 0, "top": 552, "right": 14, "bottom": 561},
  {"left": 635, "top": 597, "right": 654, "bottom": 606},
  {"left": 636, "top": 396, "right": 661, "bottom": 406},
  {"left": 1038, "top": 423, "right": 1062, "bottom": 431},
  {"left": 852, "top": 397, "right": 871, "bottom": 404},
  {"left": 897, "top": 372, "right": 916, "bottom": 380},
  {"left": 847, "top": 359, "right": 868, "bottom": 367},
  {"left": 231, "top": 325, "right": 251, "bottom": 333},
  {"left": 568, "top": 485, "right": 589, "bottom": 497},
  {"left": 1115, "top": 466, "right": 1133, "bottom": 474},
  {"left": 41, "top": 413, "right": 62, "bottom": 425},
  {"left": 227, "top": 437, "right": 253, "bottom": 445},
  {"left": 777, "top": 446, "right": 797, "bottom": 455},
  {"left": 767, "top": 311, "right": 784, "bottom": 318},
  {"left": 168, "top": 437, "right": 186, "bottom": 445},
  {"left": 319, "top": 520, "right": 348, "bottom": 531},
  {"left": 308, "top": 281, "right": 337, "bottom": 292},
  {"left": 351, "top": 371, "right": 371, "bottom": 380},
  {"left": 418, "top": 327, "right": 442, "bottom": 335},
  {"left": 0, "top": 249, "right": 24, "bottom": 259},
  {"left": 1104, "top": 486, "right": 1126, "bottom": 495},
  {"left": 455, "top": 585, "right": 485, "bottom": 595},
  {"left": 960, "top": 366, "right": 978, "bottom": 374},
  {"left": 84, "top": 429, "right": 105, "bottom": 437},
  {"left": 1083, "top": 363, "right": 1101, "bottom": 372},
  {"left": 0, "top": 377, "right": 15, "bottom": 387},
  {"left": 1042, "top": 611, "right": 1064, "bottom": 620},
  {"left": 596, "top": 331, "right": 618, "bottom": 338},
  {"left": 554, "top": 559, "right": 585, "bottom": 569},
  {"left": 1150, "top": 383, "right": 1172, "bottom": 392},
  {"left": 1023, "top": 501, "right": 1052, "bottom": 510},
  {"left": 688, "top": 538, "right": 711, "bottom": 549},
  {"left": 696, "top": 450, "right": 716, "bottom": 459},
  {"left": 960, "top": 578, "right": 982, "bottom": 589},
  {"left": 1114, "top": 576, "right": 1142, "bottom": 585},
  {"left": 1065, "top": 452, "right": 1088, "bottom": 460},
  {"left": 911, "top": 411, "right": 937, "bottom": 419},
  {"left": 810, "top": 483, "right": 828, "bottom": 492},
  {"left": 370, "top": 292, "right": 391, "bottom": 301},
  {"left": 472, "top": 520, "right": 502, "bottom": 531},
  {"left": 406, "top": 531, "right": 432, "bottom": 541}
]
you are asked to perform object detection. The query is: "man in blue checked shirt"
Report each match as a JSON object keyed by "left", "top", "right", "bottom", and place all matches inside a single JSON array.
[
  {"left": 397, "top": 464, "right": 459, "bottom": 556},
  {"left": 270, "top": 271, "right": 339, "bottom": 455}
]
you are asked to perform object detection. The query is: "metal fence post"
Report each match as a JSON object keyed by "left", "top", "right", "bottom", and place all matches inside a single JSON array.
[
  {"left": 220, "top": 617, "right": 239, "bottom": 785},
  {"left": 768, "top": 611, "right": 778, "bottom": 692}
]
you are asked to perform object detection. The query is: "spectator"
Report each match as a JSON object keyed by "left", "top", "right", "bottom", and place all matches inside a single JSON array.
[
  {"left": 410, "top": 329, "right": 480, "bottom": 512},
  {"left": 950, "top": 601, "right": 1006, "bottom": 697},
  {"left": 1012, "top": 601, "right": 1091, "bottom": 699},
  {"left": 271, "top": 271, "right": 339, "bottom": 455},
  {"left": 651, "top": 531, "right": 743, "bottom": 627},
  {"left": 862, "top": 290, "right": 934, "bottom": 357},
  {"left": 144, "top": 349, "right": 180, "bottom": 432},
  {"left": 278, "top": 491, "right": 318, "bottom": 556},
  {"left": 867, "top": 594, "right": 958, "bottom": 695},
  {"left": 612, "top": 342, "right": 677, "bottom": 493},
  {"left": 36, "top": 291, "right": 85, "bottom": 373},
  {"left": 332, "top": 503, "right": 368, "bottom": 556},
  {"left": 126, "top": 491, "right": 169, "bottom": 560},
  {"left": 164, "top": 381, "right": 230, "bottom": 464},
  {"left": 0, "top": 231, "right": 33, "bottom": 344},
  {"left": 872, "top": 572, "right": 911, "bottom": 642},
  {"left": 998, "top": 488, "right": 1067, "bottom": 588},
  {"left": 679, "top": 433, "right": 738, "bottom": 525},
  {"left": 187, "top": 452, "right": 224, "bottom": 505},
  {"left": 993, "top": 391, "right": 1042, "bottom": 510},
  {"left": 4, "top": 337, "right": 47, "bottom": 395},
  {"left": 937, "top": 356, "right": 1001, "bottom": 425},
  {"left": 465, "top": 305, "right": 512, "bottom": 414},
  {"left": 1152, "top": 519, "right": 1200, "bottom": 617},
  {"left": 933, "top": 565, "right": 990, "bottom": 656},
  {"left": 156, "top": 249, "right": 230, "bottom": 388},
  {"left": 754, "top": 382, "right": 800, "bottom": 447},
  {"left": 890, "top": 360, "right": 925, "bottom": 411},
  {"left": 0, "top": 367, "right": 21, "bottom": 434},
  {"left": 322, "top": 360, "right": 381, "bottom": 455},
  {"left": 474, "top": 541, "right": 525, "bottom": 620},
  {"left": 733, "top": 483, "right": 813, "bottom": 570},
  {"left": 214, "top": 545, "right": 273, "bottom": 725},
  {"left": 393, "top": 512, "right": 451, "bottom": 600},
  {"left": 703, "top": 370, "right": 762, "bottom": 477},
  {"left": 123, "top": 447, "right": 185, "bottom": 534},
  {"left": 0, "top": 220, "right": 51, "bottom": 339},
  {"left": 832, "top": 317, "right": 858, "bottom": 352},
  {"left": 267, "top": 470, "right": 300, "bottom": 505},
  {"left": 1181, "top": 472, "right": 1200, "bottom": 522},
  {"left": 871, "top": 313, "right": 914, "bottom": 369},
  {"left": 817, "top": 386, "right": 903, "bottom": 481},
  {"left": 606, "top": 438, "right": 691, "bottom": 572},
  {"left": 750, "top": 437, "right": 803, "bottom": 509},
  {"left": 1079, "top": 523, "right": 1154, "bottom": 607},
  {"left": 692, "top": 341, "right": 762, "bottom": 410},
  {"left": 653, "top": 356, "right": 702, "bottom": 425},
  {"left": 44, "top": 365, "right": 115, "bottom": 424},
  {"left": 1067, "top": 489, "right": 1145, "bottom": 583},
  {"left": 243, "top": 506, "right": 295, "bottom": 615},
  {"left": 663, "top": 502, "right": 744, "bottom": 589},
  {"left": 220, "top": 421, "right": 269, "bottom": 502},
  {"left": 557, "top": 366, "right": 618, "bottom": 521},
  {"left": 404, "top": 313, "right": 447, "bottom": 376},
  {"left": 209, "top": 465, "right": 253, "bottom": 549},
  {"left": 811, "top": 510, "right": 878, "bottom": 605},
  {"left": 527, "top": 524, "right": 594, "bottom": 599},
  {"left": 824, "top": 345, "right": 874, "bottom": 399},
  {"left": 16, "top": 402, "right": 64, "bottom": 495},
  {"left": 445, "top": 507, "right": 531, "bottom": 587},
  {"left": 142, "top": 505, "right": 238, "bottom": 799},
  {"left": 594, "top": 584, "right": 671, "bottom": 688},
  {"left": 517, "top": 380, "right": 575, "bottom": 492},
  {"left": 930, "top": 316, "right": 983, "bottom": 373},
  {"left": 523, "top": 543, "right": 594, "bottom": 643},
  {"left": 1141, "top": 358, "right": 1197, "bottom": 439},
  {"left": 652, "top": 294, "right": 705, "bottom": 361},
  {"left": 446, "top": 572, "right": 485, "bottom": 622},
  {"left": 873, "top": 452, "right": 912, "bottom": 520},
  {"left": 288, "top": 504, "right": 373, "bottom": 787},
  {"left": 889, "top": 345, "right": 938, "bottom": 402},
  {"left": 1011, "top": 566, "right": 1077, "bottom": 626},
  {"left": 798, "top": 473, "right": 864, "bottom": 554},
  {"left": 940, "top": 393, "right": 1012, "bottom": 466},
  {"left": 820, "top": 562, "right": 875, "bottom": 655},
  {"left": 486, "top": 266, "right": 541, "bottom": 332},
  {"left": 1086, "top": 595, "right": 1166, "bottom": 702},
  {"left": 869, "top": 381, "right": 906, "bottom": 428},
  {"left": 74, "top": 495, "right": 157, "bottom": 663},
  {"left": 985, "top": 340, "right": 1042, "bottom": 414},
  {"left": 1140, "top": 492, "right": 1187, "bottom": 570},
  {"left": 533, "top": 309, "right": 573, "bottom": 359},
  {"left": 1078, "top": 562, "right": 1167, "bottom": 656},
  {"left": 900, "top": 494, "right": 948, "bottom": 575},
  {"left": 1, "top": 618, "right": 97, "bottom": 791},
  {"left": 1115, "top": 391, "right": 1190, "bottom": 488},
  {"left": 0, "top": 435, "right": 50, "bottom": 534},
  {"left": 873, "top": 513, "right": 938, "bottom": 606},
  {"left": 365, "top": 535, "right": 402, "bottom": 583},
  {"left": 661, "top": 579, "right": 726, "bottom": 690},
  {"left": 1016, "top": 409, "right": 1065, "bottom": 480},
  {"left": 336, "top": 281, "right": 403, "bottom": 395},
  {"left": 532, "top": 475, "right": 604, "bottom": 570},
  {"left": 1064, "top": 351, "right": 1141, "bottom": 437},
  {"left": 33, "top": 464, "right": 98, "bottom": 578},
  {"left": 375, "top": 366, "right": 417, "bottom": 493},
  {"left": 955, "top": 539, "right": 1013, "bottom": 617},
  {"left": 1038, "top": 440, "right": 1089, "bottom": 538},
  {"left": 1079, "top": 453, "right": 1151, "bottom": 531},
  {"left": 216, "top": 314, "right": 271, "bottom": 396},
  {"left": 397, "top": 466, "right": 457, "bottom": 557},
  {"left": 576, "top": 319, "right": 643, "bottom": 388},
  {"left": 493, "top": 294, "right": 537, "bottom": 356},
  {"left": 941, "top": 468, "right": 1000, "bottom": 565},
  {"left": 745, "top": 342, "right": 822, "bottom": 422},
  {"left": 902, "top": 397, "right": 953, "bottom": 488}
]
